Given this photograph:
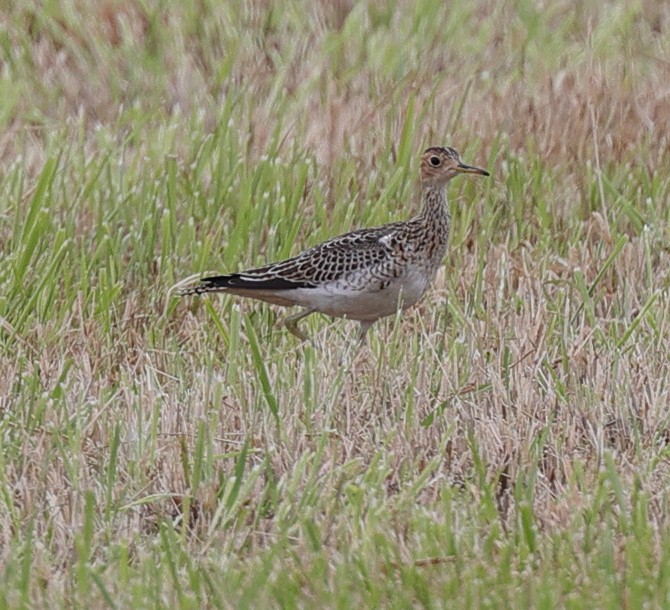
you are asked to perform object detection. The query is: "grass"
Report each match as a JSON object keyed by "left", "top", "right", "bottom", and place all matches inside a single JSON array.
[{"left": 1, "top": 0, "right": 670, "bottom": 607}]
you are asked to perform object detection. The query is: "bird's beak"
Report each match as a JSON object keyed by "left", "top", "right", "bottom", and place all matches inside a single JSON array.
[{"left": 457, "top": 163, "right": 490, "bottom": 176}]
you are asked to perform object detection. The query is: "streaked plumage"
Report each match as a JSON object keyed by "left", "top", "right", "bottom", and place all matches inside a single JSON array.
[{"left": 179, "top": 146, "right": 489, "bottom": 341}]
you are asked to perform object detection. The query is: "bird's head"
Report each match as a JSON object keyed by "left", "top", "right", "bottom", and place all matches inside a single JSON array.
[{"left": 419, "top": 146, "right": 489, "bottom": 187}]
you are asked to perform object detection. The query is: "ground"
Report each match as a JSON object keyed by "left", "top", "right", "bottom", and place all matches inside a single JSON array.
[{"left": 1, "top": 0, "right": 670, "bottom": 607}]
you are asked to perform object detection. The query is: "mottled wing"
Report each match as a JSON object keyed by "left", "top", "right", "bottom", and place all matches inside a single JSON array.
[
  {"left": 243, "top": 222, "right": 411, "bottom": 284},
  {"left": 181, "top": 222, "right": 408, "bottom": 295}
]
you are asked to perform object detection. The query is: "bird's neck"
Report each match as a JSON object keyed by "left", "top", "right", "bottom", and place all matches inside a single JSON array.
[{"left": 419, "top": 184, "right": 449, "bottom": 225}]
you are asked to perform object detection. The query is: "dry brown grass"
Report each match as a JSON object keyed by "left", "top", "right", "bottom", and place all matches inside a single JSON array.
[
  {"left": 4, "top": 1, "right": 670, "bottom": 167},
  {"left": 2, "top": 0, "right": 670, "bottom": 606}
]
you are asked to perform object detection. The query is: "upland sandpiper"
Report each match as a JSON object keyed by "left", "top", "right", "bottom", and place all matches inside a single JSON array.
[{"left": 179, "top": 146, "right": 489, "bottom": 341}]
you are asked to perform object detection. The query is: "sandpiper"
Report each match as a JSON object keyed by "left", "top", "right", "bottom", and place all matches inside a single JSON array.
[{"left": 179, "top": 147, "right": 489, "bottom": 341}]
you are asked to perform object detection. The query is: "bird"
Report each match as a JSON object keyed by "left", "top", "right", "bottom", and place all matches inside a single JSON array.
[{"left": 179, "top": 146, "right": 489, "bottom": 342}]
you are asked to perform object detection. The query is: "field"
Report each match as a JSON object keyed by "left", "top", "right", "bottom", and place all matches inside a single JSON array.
[{"left": 1, "top": 0, "right": 670, "bottom": 607}]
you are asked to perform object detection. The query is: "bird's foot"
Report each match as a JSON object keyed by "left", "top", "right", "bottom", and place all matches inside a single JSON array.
[{"left": 279, "top": 308, "right": 316, "bottom": 343}]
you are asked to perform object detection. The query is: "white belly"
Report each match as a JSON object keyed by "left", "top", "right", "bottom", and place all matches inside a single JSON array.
[{"left": 290, "top": 267, "right": 432, "bottom": 322}]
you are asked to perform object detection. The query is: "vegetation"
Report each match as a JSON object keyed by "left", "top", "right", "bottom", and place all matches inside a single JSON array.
[{"left": 1, "top": 0, "right": 670, "bottom": 607}]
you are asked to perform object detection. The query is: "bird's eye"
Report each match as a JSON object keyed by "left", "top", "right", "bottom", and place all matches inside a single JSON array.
[{"left": 429, "top": 156, "right": 441, "bottom": 167}]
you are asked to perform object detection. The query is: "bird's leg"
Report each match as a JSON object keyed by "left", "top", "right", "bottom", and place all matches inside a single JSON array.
[
  {"left": 280, "top": 308, "right": 316, "bottom": 342},
  {"left": 357, "top": 321, "right": 373, "bottom": 345}
]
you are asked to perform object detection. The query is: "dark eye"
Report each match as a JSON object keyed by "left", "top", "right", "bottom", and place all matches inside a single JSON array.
[{"left": 429, "top": 156, "right": 441, "bottom": 167}]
